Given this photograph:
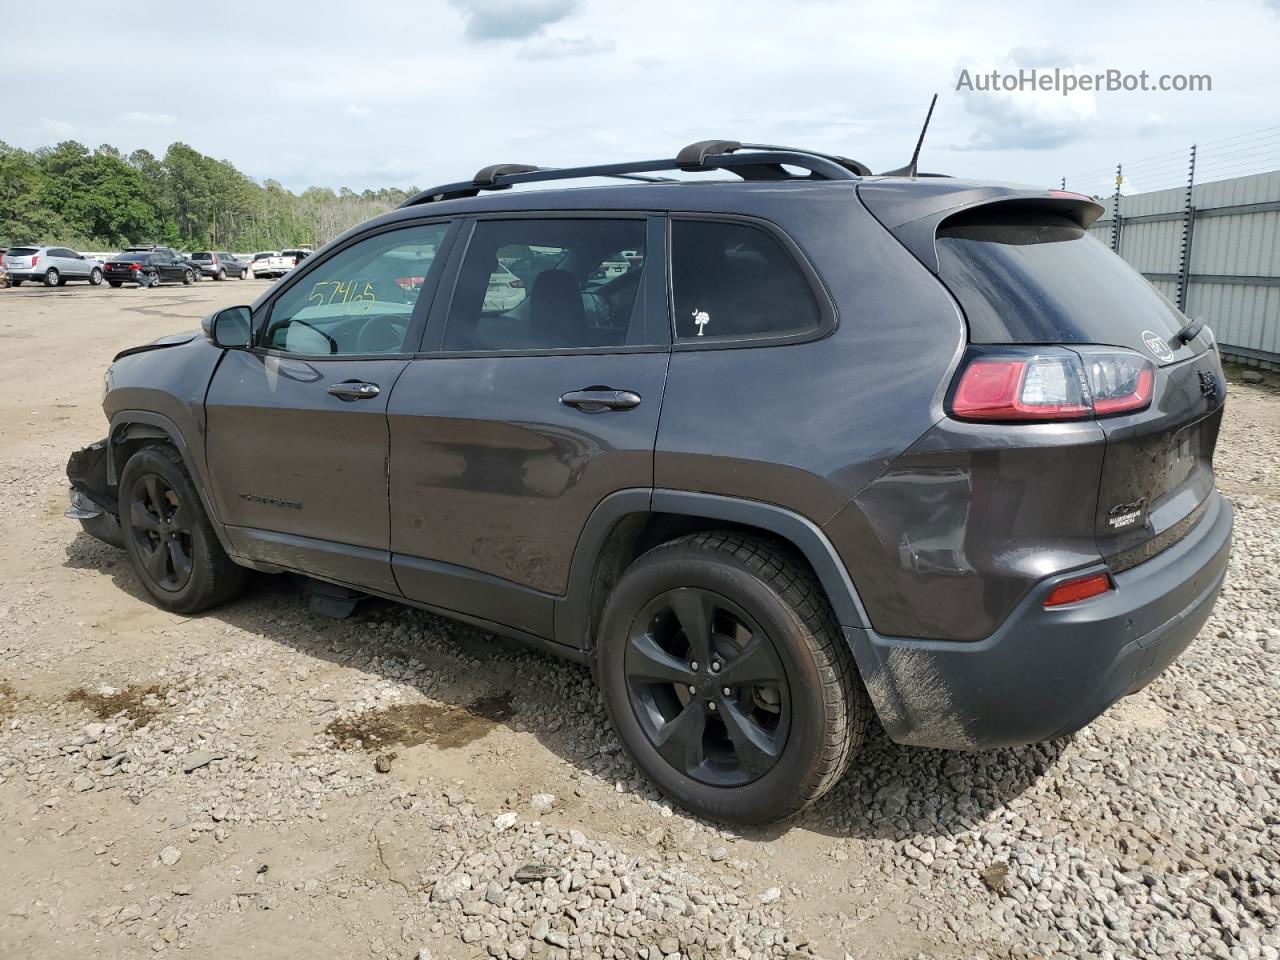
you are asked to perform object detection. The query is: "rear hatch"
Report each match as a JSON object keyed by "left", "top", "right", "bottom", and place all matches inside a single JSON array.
[
  {"left": 5, "top": 247, "right": 40, "bottom": 268},
  {"left": 861, "top": 182, "right": 1225, "bottom": 571}
]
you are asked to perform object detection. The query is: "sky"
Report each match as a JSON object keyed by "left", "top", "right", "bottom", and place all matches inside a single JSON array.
[{"left": 2, "top": 0, "right": 1279, "bottom": 197}]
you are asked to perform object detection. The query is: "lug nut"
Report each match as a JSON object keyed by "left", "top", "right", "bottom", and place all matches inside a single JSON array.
[
  {"left": 690, "top": 661, "right": 699, "bottom": 671},
  {"left": 710, "top": 661, "right": 721, "bottom": 673},
  {"left": 688, "top": 685, "right": 697, "bottom": 695},
  {"left": 707, "top": 702, "right": 717, "bottom": 711},
  {"left": 722, "top": 687, "right": 732, "bottom": 697}
]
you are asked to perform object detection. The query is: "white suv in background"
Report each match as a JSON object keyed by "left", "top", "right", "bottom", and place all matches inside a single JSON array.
[{"left": 2, "top": 246, "right": 104, "bottom": 287}]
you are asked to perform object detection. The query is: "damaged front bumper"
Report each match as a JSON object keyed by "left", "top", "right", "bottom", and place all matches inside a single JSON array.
[{"left": 66, "top": 438, "right": 123, "bottom": 548}]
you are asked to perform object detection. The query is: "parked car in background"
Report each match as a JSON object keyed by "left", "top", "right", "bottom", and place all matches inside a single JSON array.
[
  {"left": 2, "top": 246, "right": 104, "bottom": 287},
  {"left": 104, "top": 250, "right": 198, "bottom": 287},
  {"left": 124, "top": 245, "right": 203, "bottom": 281},
  {"left": 251, "top": 248, "right": 312, "bottom": 280},
  {"left": 246, "top": 251, "right": 278, "bottom": 279},
  {"left": 190, "top": 251, "right": 247, "bottom": 280}
]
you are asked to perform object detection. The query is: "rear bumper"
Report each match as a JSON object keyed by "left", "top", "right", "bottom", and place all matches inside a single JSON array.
[{"left": 846, "top": 490, "right": 1233, "bottom": 750}]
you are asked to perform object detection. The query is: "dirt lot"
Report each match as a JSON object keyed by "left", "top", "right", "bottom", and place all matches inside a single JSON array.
[{"left": 0, "top": 282, "right": 1277, "bottom": 960}]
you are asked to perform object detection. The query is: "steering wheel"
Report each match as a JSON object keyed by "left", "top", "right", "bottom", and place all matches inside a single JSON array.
[{"left": 355, "top": 314, "right": 407, "bottom": 354}]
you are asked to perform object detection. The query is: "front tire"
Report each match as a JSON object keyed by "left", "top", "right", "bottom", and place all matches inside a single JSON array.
[
  {"left": 89, "top": 267, "right": 103, "bottom": 285},
  {"left": 119, "top": 445, "right": 247, "bottom": 613},
  {"left": 44, "top": 268, "right": 60, "bottom": 287},
  {"left": 216, "top": 268, "right": 226, "bottom": 281},
  {"left": 597, "top": 532, "right": 869, "bottom": 825}
]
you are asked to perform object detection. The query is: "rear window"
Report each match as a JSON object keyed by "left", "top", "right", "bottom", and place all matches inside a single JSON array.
[
  {"left": 8, "top": 247, "right": 38, "bottom": 256},
  {"left": 936, "top": 209, "right": 1184, "bottom": 344},
  {"left": 191, "top": 252, "right": 213, "bottom": 260},
  {"left": 111, "top": 253, "right": 147, "bottom": 263}
]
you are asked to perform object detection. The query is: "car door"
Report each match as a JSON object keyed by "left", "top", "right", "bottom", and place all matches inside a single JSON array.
[
  {"left": 204, "top": 219, "right": 457, "bottom": 594},
  {"left": 387, "top": 215, "right": 669, "bottom": 641},
  {"left": 53, "top": 248, "right": 84, "bottom": 278}
]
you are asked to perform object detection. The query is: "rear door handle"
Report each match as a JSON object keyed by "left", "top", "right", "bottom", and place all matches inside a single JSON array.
[
  {"left": 327, "top": 381, "right": 381, "bottom": 401},
  {"left": 560, "top": 388, "right": 642, "bottom": 412}
]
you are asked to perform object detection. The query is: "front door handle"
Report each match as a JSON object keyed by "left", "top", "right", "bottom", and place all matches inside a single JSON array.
[
  {"left": 327, "top": 381, "right": 381, "bottom": 401},
  {"left": 560, "top": 388, "right": 642, "bottom": 412}
]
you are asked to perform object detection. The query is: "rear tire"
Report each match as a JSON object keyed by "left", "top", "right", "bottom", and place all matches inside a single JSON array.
[
  {"left": 44, "top": 268, "right": 59, "bottom": 287},
  {"left": 89, "top": 267, "right": 103, "bottom": 285},
  {"left": 182, "top": 269, "right": 194, "bottom": 285},
  {"left": 108, "top": 281, "right": 122, "bottom": 288},
  {"left": 217, "top": 268, "right": 226, "bottom": 281},
  {"left": 119, "top": 445, "right": 247, "bottom": 614},
  {"left": 597, "top": 532, "right": 869, "bottom": 825},
  {"left": 11, "top": 280, "right": 22, "bottom": 287}
]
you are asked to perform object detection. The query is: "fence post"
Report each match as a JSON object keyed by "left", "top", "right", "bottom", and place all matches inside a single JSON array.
[
  {"left": 1176, "top": 144, "right": 1197, "bottom": 313},
  {"left": 1111, "top": 163, "right": 1123, "bottom": 253}
]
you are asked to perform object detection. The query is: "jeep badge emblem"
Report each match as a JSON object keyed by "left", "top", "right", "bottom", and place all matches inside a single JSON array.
[
  {"left": 1142, "top": 330, "right": 1175, "bottom": 363},
  {"left": 692, "top": 308, "right": 710, "bottom": 336}
]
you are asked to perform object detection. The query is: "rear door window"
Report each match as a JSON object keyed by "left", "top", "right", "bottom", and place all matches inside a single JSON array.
[
  {"left": 936, "top": 208, "right": 1186, "bottom": 347},
  {"left": 670, "top": 219, "right": 823, "bottom": 343},
  {"left": 442, "top": 218, "right": 649, "bottom": 351}
]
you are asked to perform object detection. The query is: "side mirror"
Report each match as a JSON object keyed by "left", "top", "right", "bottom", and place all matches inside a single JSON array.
[{"left": 202, "top": 306, "right": 253, "bottom": 349}]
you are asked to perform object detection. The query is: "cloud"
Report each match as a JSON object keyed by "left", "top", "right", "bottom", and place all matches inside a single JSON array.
[
  {"left": 518, "top": 34, "right": 615, "bottom": 60},
  {"left": 39, "top": 117, "right": 75, "bottom": 138},
  {"left": 954, "top": 49, "right": 1096, "bottom": 151},
  {"left": 345, "top": 104, "right": 372, "bottom": 117},
  {"left": 448, "top": 0, "right": 579, "bottom": 41},
  {"left": 119, "top": 111, "right": 177, "bottom": 125}
]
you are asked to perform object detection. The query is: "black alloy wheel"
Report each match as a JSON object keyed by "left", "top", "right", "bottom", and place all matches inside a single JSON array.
[
  {"left": 624, "top": 587, "right": 791, "bottom": 786},
  {"left": 127, "top": 472, "right": 195, "bottom": 592}
]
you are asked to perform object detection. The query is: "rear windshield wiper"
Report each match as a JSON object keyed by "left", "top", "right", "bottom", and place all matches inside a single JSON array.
[{"left": 1175, "top": 316, "right": 1207, "bottom": 344}]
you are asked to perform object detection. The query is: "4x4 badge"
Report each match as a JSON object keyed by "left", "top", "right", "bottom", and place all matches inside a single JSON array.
[
  {"left": 692, "top": 308, "right": 710, "bottom": 336},
  {"left": 1142, "top": 329, "right": 1175, "bottom": 363}
]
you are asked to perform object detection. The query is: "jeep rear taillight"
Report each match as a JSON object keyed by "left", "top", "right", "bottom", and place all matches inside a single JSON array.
[{"left": 949, "top": 348, "right": 1154, "bottom": 423}]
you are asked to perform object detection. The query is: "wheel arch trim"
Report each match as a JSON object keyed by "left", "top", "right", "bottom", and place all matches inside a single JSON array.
[
  {"left": 554, "top": 488, "right": 871, "bottom": 651},
  {"left": 107, "top": 409, "right": 236, "bottom": 556}
]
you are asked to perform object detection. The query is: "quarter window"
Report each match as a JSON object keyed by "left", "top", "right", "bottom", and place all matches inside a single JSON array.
[
  {"left": 443, "top": 218, "right": 648, "bottom": 351},
  {"left": 262, "top": 223, "right": 449, "bottom": 356},
  {"left": 670, "top": 220, "right": 821, "bottom": 342}
]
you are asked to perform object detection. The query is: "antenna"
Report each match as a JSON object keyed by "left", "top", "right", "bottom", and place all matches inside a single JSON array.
[{"left": 880, "top": 93, "right": 938, "bottom": 177}]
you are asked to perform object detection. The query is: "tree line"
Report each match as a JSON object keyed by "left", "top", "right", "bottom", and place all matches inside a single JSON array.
[{"left": 0, "top": 140, "right": 415, "bottom": 252}]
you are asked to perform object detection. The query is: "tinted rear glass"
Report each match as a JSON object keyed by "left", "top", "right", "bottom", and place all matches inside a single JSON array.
[
  {"left": 192, "top": 252, "right": 213, "bottom": 260},
  {"left": 111, "top": 253, "right": 147, "bottom": 262},
  {"left": 7, "top": 247, "right": 38, "bottom": 256},
  {"left": 936, "top": 209, "right": 1184, "bottom": 344}
]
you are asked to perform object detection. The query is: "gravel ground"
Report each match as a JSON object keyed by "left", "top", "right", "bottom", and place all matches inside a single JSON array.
[{"left": 0, "top": 284, "right": 1277, "bottom": 959}]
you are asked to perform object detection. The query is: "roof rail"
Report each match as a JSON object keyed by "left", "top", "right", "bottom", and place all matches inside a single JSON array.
[{"left": 398, "top": 140, "right": 871, "bottom": 208}]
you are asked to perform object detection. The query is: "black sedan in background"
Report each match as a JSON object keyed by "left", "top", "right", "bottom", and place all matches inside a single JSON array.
[{"left": 104, "top": 249, "right": 199, "bottom": 288}]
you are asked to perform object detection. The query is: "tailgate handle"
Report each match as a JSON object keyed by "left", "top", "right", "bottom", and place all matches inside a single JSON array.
[
  {"left": 560, "top": 388, "right": 641, "bottom": 412},
  {"left": 327, "top": 381, "right": 381, "bottom": 401}
]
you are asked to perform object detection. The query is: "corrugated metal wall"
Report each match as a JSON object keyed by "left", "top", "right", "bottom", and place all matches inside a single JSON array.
[{"left": 1090, "top": 170, "right": 1280, "bottom": 368}]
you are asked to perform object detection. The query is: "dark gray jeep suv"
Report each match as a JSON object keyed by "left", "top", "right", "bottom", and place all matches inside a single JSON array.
[{"left": 66, "top": 142, "right": 1233, "bottom": 824}]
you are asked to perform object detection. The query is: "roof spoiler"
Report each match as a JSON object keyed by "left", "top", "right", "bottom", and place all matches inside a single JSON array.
[{"left": 858, "top": 181, "right": 1106, "bottom": 273}]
